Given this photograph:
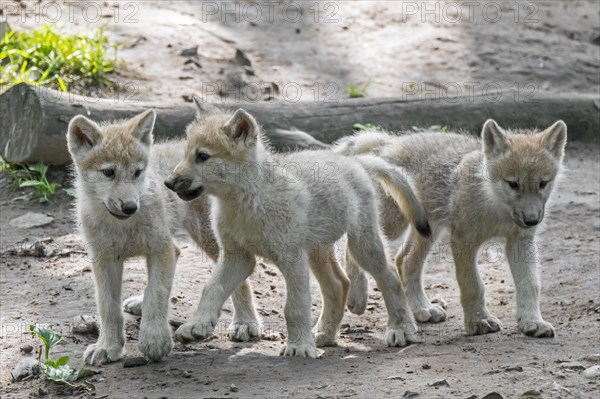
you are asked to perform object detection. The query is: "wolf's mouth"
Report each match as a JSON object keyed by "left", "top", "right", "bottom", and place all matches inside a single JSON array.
[
  {"left": 176, "top": 186, "right": 204, "bottom": 201},
  {"left": 104, "top": 205, "right": 131, "bottom": 220}
]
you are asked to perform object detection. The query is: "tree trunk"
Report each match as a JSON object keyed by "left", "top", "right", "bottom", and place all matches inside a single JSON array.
[{"left": 1, "top": 83, "right": 598, "bottom": 165}]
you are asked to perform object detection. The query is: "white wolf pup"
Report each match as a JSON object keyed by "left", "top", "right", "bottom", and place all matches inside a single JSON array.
[
  {"left": 164, "top": 102, "right": 431, "bottom": 357},
  {"left": 67, "top": 110, "right": 260, "bottom": 366},
  {"left": 336, "top": 120, "right": 566, "bottom": 338}
]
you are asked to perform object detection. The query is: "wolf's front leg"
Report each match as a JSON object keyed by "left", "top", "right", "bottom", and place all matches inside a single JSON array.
[
  {"left": 84, "top": 257, "right": 125, "bottom": 366},
  {"left": 139, "top": 243, "right": 177, "bottom": 361},
  {"left": 506, "top": 236, "right": 555, "bottom": 338},
  {"left": 451, "top": 237, "right": 502, "bottom": 335},
  {"left": 278, "top": 251, "right": 317, "bottom": 358},
  {"left": 175, "top": 248, "right": 256, "bottom": 344}
]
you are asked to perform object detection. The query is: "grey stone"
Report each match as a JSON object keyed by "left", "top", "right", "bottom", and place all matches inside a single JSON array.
[{"left": 9, "top": 212, "right": 53, "bottom": 229}]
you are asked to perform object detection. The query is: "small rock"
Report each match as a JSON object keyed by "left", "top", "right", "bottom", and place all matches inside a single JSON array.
[
  {"left": 482, "top": 393, "right": 504, "bottom": 399},
  {"left": 38, "top": 386, "right": 48, "bottom": 396},
  {"left": 422, "top": 364, "right": 431, "bottom": 370},
  {"left": 20, "top": 345, "right": 33, "bottom": 354},
  {"left": 123, "top": 357, "right": 149, "bottom": 368},
  {"left": 384, "top": 375, "right": 405, "bottom": 381},
  {"left": 521, "top": 390, "right": 541, "bottom": 397},
  {"left": 11, "top": 355, "right": 39, "bottom": 381},
  {"left": 403, "top": 391, "right": 419, "bottom": 398},
  {"left": 72, "top": 315, "right": 99, "bottom": 336},
  {"left": 183, "top": 370, "right": 192, "bottom": 378},
  {"left": 234, "top": 49, "right": 251, "bottom": 66},
  {"left": 431, "top": 379, "right": 449, "bottom": 387},
  {"left": 579, "top": 353, "right": 600, "bottom": 362},
  {"left": 9, "top": 212, "right": 54, "bottom": 229},
  {"left": 180, "top": 46, "right": 198, "bottom": 57},
  {"left": 230, "top": 383, "right": 238, "bottom": 392},
  {"left": 583, "top": 365, "right": 600, "bottom": 379},
  {"left": 558, "top": 361, "right": 585, "bottom": 371}
]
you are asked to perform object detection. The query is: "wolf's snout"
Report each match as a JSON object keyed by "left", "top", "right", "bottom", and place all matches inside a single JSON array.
[
  {"left": 121, "top": 201, "right": 138, "bottom": 216},
  {"left": 164, "top": 177, "right": 191, "bottom": 192}
]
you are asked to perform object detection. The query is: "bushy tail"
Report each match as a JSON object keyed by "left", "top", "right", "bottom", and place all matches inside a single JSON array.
[{"left": 357, "top": 155, "right": 431, "bottom": 238}]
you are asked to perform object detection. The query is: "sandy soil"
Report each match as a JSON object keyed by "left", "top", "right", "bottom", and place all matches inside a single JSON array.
[{"left": 1, "top": 1, "right": 599, "bottom": 398}]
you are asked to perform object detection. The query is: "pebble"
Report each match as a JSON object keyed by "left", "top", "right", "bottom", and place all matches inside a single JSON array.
[
  {"left": 11, "top": 355, "right": 39, "bottom": 381},
  {"left": 72, "top": 314, "right": 99, "bottom": 336},
  {"left": 403, "top": 391, "right": 419, "bottom": 398},
  {"left": 123, "top": 357, "right": 149, "bottom": 368},
  {"left": 20, "top": 345, "right": 33, "bottom": 354},
  {"left": 482, "top": 393, "right": 504, "bottom": 399},
  {"left": 583, "top": 365, "right": 600, "bottom": 379},
  {"left": 558, "top": 361, "right": 585, "bottom": 371},
  {"left": 9, "top": 212, "right": 54, "bottom": 229},
  {"left": 422, "top": 364, "right": 431, "bottom": 369},
  {"left": 521, "top": 390, "right": 541, "bottom": 397},
  {"left": 230, "top": 383, "right": 238, "bottom": 392},
  {"left": 431, "top": 379, "right": 449, "bottom": 387}
]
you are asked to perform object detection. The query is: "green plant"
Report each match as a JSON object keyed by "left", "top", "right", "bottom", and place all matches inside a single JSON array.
[
  {"left": 1, "top": 24, "right": 117, "bottom": 93},
  {"left": 353, "top": 123, "right": 383, "bottom": 132},
  {"left": 30, "top": 325, "right": 94, "bottom": 391},
  {"left": 0, "top": 158, "right": 69, "bottom": 202},
  {"left": 347, "top": 80, "right": 371, "bottom": 98}
]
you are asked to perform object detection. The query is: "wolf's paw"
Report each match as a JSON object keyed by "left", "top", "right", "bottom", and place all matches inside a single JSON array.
[
  {"left": 83, "top": 342, "right": 124, "bottom": 366},
  {"left": 413, "top": 304, "right": 447, "bottom": 323},
  {"left": 465, "top": 314, "right": 503, "bottom": 335},
  {"left": 279, "top": 341, "right": 317, "bottom": 358},
  {"left": 385, "top": 323, "right": 418, "bottom": 347},
  {"left": 314, "top": 331, "right": 337, "bottom": 347},
  {"left": 227, "top": 321, "right": 261, "bottom": 342},
  {"left": 139, "top": 322, "right": 173, "bottom": 361},
  {"left": 519, "top": 319, "right": 555, "bottom": 338},
  {"left": 347, "top": 274, "right": 368, "bottom": 315},
  {"left": 174, "top": 320, "right": 215, "bottom": 344},
  {"left": 123, "top": 295, "right": 143, "bottom": 316}
]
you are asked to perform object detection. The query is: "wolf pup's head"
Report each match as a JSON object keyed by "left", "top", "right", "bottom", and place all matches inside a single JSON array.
[
  {"left": 165, "top": 98, "right": 261, "bottom": 201},
  {"left": 481, "top": 119, "right": 567, "bottom": 230},
  {"left": 67, "top": 110, "right": 156, "bottom": 220}
]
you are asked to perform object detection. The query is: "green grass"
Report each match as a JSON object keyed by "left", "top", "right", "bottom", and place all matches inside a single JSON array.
[
  {"left": 0, "top": 158, "right": 72, "bottom": 202},
  {"left": 1, "top": 24, "right": 117, "bottom": 92},
  {"left": 347, "top": 80, "right": 371, "bottom": 98}
]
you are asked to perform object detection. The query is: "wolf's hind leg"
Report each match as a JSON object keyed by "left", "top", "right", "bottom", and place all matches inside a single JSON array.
[
  {"left": 347, "top": 226, "right": 417, "bottom": 347},
  {"left": 310, "top": 244, "right": 349, "bottom": 347},
  {"left": 397, "top": 229, "right": 446, "bottom": 323}
]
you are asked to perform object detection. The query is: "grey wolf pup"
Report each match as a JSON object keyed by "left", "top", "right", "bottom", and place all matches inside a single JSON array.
[
  {"left": 336, "top": 120, "right": 566, "bottom": 338},
  {"left": 67, "top": 110, "right": 260, "bottom": 365},
  {"left": 164, "top": 102, "right": 431, "bottom": 357}
]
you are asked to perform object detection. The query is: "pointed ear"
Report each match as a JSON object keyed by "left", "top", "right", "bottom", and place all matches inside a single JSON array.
[
  {"left": 539, "top": 120, "right": 567, "bottom": 160},
  {"left": 481, "top": 119, "right": 508, "bottom": 158},
  {"left": 67, "top": 115, "right": 103, "bottom": 158},
  {"left": 223, "top": 109, "right": 258, "bottom": 146},
  {"left": 193, "top": 95, "right": 218, "bottom": 116},
  {"left": 130, "top": 109, "right": 155, "bottom": 146}
]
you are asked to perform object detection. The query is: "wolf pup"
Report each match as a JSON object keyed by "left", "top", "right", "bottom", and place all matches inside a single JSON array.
[
  {"left": 164, "top": 101, "right": 431, "bottom": 357},
  {"left": 67, "top": 110, "right": 260, "bottom": 365},
  {"left": 336, "top": 120, "right": 566, "bottom": 338}
]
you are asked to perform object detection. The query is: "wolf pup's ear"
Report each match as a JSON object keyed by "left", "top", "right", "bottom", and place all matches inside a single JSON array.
[
  {"left": 67, "top": 115, "right": 103, "bottom": 158},
  {"left": 193, "top": 95, "right": 218, "bottom": 116},
  {"left": 539, "top": 120, "right": 567, "bottom": 160},
  {"left": 224, "top": 108, "right": 258, "bottom": 146},
  {"left": 130, "top": 109, "right": 156, "bottom": 147},
  {"left": 481, "top": 119, "right": 508, "bottom": 158}
]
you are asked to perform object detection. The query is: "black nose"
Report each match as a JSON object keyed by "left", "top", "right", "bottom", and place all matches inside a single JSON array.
[
  {"left": 164, "top": 178, "right": 176, "bottom": 191},
  {"left": 524, "top": 219, "right": 539, "bottom": 227},
  {"left": 121, "top": 202, "right": 138, "bottom": 215},
  {"left": 165, "top": 177, "right": 191, "bottom": 192}
]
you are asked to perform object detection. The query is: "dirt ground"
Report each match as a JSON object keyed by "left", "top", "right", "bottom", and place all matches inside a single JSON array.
[{"left": 1, "top": 1, "right": 600, "bottom": 398}]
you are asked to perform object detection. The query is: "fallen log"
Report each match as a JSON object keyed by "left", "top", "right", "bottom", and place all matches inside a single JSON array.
[{"left": 1, "top": 83, "right": 598, "bottom": 165}]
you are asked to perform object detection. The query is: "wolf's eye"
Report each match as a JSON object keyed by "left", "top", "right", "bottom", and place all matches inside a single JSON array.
[
  {"left": 134, "top": 169, "right": 143, "bottom": 178},
  {"left": 539, "top": 180, "right": 549, "bottom": 189},
  {"left": 102, "top": 168, "right": 115, "bottom": 178},
  {"left": 505, "top": 180, "right": 519, "bottom": 190},
  {"left": 196, "top": 151, "right": 210, "bottom": 163}
]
